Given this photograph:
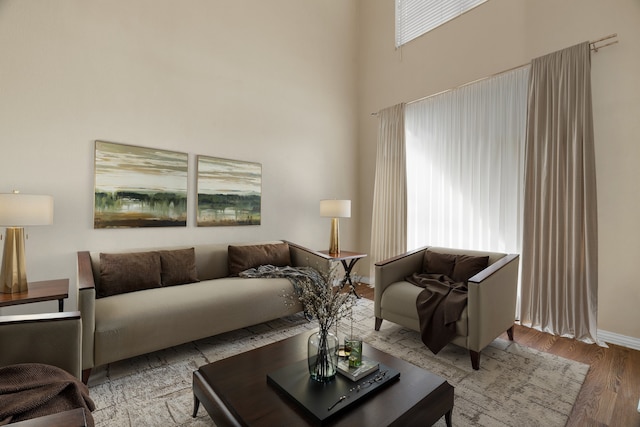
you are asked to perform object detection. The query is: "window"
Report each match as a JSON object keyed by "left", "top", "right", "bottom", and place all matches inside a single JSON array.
[
  {"left": 405, "top": 66, "right": 529, "bottom": 254},
  {"left": 395, "top": 0, "right": 488, "bottom": 47}
]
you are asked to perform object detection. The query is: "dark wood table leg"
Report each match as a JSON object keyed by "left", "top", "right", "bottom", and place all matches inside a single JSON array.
[
  {"left": 192, "top": 395, "right": 200, "bottom": 417},
  {"left": 445, "top": 409, "right": 453, "bottom": 427},
  {"left": 340, "top": 259, "right": 361, "bottom": 298},
  {"left": 193, "top": 370, "right": 243, "bottom": 427},
  {"left": 58, "top": 298, "right": 64, "bottom": 312}
]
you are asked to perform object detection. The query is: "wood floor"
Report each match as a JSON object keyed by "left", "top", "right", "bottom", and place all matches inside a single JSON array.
[{"left": 354, "top": 283, "right": 640, "bottom": 427}]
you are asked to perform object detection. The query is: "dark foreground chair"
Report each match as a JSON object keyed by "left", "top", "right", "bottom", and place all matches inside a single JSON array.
[{"left": 0, "top": 312, "right": 95, "bottom": 425}]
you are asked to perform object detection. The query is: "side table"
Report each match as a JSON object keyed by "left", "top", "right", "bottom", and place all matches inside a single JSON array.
[
  {"left": 318, "top": 250, "right": 367, "bottom": 297},
  {"left": 0, "top": 279, "right": 69, "bottom": 312}
]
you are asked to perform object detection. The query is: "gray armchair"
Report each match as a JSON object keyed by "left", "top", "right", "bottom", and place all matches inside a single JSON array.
[
  {"left": 0, "top": 311, "right": 82, "bottom": 380},
  {"left": 375, "top": 246, "right": 519, "bottom": 370}
]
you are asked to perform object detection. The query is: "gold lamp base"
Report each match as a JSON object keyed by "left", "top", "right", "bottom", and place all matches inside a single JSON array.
[
  {"left": 328, "top": 218, "right": 340, "bottom": 256},
  {"left": 1, "top": 227, "right": 28, "bottom": 294}
]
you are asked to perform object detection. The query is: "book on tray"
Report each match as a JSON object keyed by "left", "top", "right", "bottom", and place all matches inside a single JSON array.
[{"left": 337, "top": 357, "right": 379, "bottom": 381}]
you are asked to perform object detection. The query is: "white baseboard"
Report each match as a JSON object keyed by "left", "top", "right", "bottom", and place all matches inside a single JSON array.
[
  {"left": 359, "top": 276, "right": 372, "bottom": 286},
  {"left": 597, "top": 329, "right": 640, "bottom": 351}
]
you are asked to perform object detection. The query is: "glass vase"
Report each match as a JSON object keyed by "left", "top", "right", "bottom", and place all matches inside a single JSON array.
[{"left": 307, "top": 329, "right": 338, "bottom": 383}]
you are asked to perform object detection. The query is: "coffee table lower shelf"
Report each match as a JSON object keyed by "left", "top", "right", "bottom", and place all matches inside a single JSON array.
[{"left": 193, "top": 331, "right": 453, "bottom": 427}]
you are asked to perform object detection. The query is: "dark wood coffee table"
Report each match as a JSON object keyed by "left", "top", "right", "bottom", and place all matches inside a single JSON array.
[{"left": 193, "top": 330, "right": 453, "bottom": 426}]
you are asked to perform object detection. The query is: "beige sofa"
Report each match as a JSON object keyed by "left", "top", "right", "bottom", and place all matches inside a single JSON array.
[
  {"left": 77, "top": 240, "right": 328, "bottom": 383},
  {"left": 375, "top": 246, "right": 519, "bottom": 370}
]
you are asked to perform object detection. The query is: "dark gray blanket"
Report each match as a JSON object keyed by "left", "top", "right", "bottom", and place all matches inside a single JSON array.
[
  {"left": 238, "top": 264, "right": 325, "bottom": 295},
  {"left": 406, "top": 273, "right": 468, "bottom": 354},
  {"left": 239, "top": 264, "right": 327, "bottom": 319},
  {"left": 0, "top": 363, "right": 95, "bottom": 426}
]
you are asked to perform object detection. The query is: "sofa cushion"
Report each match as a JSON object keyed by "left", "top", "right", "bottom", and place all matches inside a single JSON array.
[
  {"left": 227, "top": 242, "right": 291, "bottom": 276},
  {"left": 423, "top": 250, "right": 457, "bottom": 277},
  {"left": 98, "top": 252, "right": 162, "bottom": 298},
  {"left": 380, "top": 281, "right": 468, "bottom": 337},
  {"left": 158, "top": 248, "right": 199, "bottom": 286},
  {"left": 451, "top": 254, "right": 489, "bottom": 283},
  {"left": 93, "top": 277, "right": 303, "bottom": 366}
]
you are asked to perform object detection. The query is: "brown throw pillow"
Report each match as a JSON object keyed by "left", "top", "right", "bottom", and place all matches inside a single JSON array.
[
  {"left": 423, "top": 250, "right": 457, "bottom": 277},
  {"left": 98, "top": 251, "right": 162, "bottom": 298},
  {"left": 158, "top": 248, "right": 199, "bottom": 286},
  {"left": 451, "top": 254, "right": 489, "bottom": 283},
  {"left": 227, "top": 242, "right": 291, "bottom": 276}
]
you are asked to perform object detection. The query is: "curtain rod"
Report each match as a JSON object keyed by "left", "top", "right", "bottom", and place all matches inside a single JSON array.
[
  {"left": 371, "top": 33, "right": 618, "bottom": 115},
  {"left": 589, "top": 33, "right": 618, "bottom": 52},
  {"left": 590, "top": 33, "right": 618, "bottom": 52}
]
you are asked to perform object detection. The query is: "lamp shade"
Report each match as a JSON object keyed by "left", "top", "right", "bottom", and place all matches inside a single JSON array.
[
  {"left": 0, "top": 193, "right": 54, "bottom": 226},
  {"left": 320, "top": 199, "right": 351, "bottom": 218}
]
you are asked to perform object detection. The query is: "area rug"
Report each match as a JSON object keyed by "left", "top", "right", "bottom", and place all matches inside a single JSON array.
[{"left": 88, "top": 298, "right": 589, "bottom": 426}]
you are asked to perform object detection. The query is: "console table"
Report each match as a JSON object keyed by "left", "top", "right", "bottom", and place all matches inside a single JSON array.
[{"left": 0, "top": 279, "right": 69, "bottom": 312}]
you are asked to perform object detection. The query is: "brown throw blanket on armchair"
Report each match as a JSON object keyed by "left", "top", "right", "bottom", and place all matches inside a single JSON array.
[
  {"left": 0, "top": 363, "right": 95, "bottom": 426},
  {"left": 406, "top": 273, "right": 468, "bottom": 354}
]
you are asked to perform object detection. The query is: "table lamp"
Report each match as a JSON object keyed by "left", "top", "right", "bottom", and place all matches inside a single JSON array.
[
  {"left": 0, "top": 191, "right": 54, "bottom": 294},
  {"left": 320, "top": 199, "right": 351, "bottom": 256}
]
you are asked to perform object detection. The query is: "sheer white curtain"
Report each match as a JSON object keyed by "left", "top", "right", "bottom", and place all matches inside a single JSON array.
[
  {"left": 519, "top": 42, "right": 600, "bottom": 344},
  {"left": 405, "top": 66, "right": 529, "bottom": 255},
  {"left": 370, "top": 103, "right": 407, "bottom": 279}
]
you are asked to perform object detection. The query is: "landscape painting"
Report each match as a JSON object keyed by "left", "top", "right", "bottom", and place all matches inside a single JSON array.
[
  {"left": 94, "top": 141, "right": 188, "bottom": 228},
  {"left": 197, "top": 155, "right": 261, "bottom": 226}
]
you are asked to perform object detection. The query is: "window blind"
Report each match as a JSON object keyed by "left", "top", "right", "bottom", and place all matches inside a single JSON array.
[{"left": 395, "top": 0, "right": 487, "bottom": 47}]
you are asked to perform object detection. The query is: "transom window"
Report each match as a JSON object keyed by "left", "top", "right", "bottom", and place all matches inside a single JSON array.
[{"left": 395, "top": 0, "right": 488, "bottom": 47}]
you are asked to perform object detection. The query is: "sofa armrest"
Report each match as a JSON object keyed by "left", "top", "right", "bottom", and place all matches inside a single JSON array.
[
  {"left": 77, "top": 251, "right": 96, "bottom": 371},
  {"left": 285, "top": 241, "right": 332, "bottom": 272},
  {"left": 466, "top": 253, "right": 520, "bottom": 352},
  {"left": 374, "top": 246, "right": 427, "bottom": 318},
  {"left": 0, "top": 311, "right": 82, "bottom": 380},
  {"left": 77, "top": 251, "right": 95, "bottom": 291}
]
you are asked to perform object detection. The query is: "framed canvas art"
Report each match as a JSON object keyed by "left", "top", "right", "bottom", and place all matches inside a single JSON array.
[
  {"left": 197, "top": 155, "right": 261, "bottom": 226},
  {"left": 94, "top": 140, "right": 188, "bottom": 228}
]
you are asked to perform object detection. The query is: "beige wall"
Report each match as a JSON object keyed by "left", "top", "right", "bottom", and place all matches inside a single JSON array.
[
  {"left": 357, "top": 0, "right": 640, "bottom": 340},
  {"left": 0, "top": 0, "right": 358, "bottom": 313}
]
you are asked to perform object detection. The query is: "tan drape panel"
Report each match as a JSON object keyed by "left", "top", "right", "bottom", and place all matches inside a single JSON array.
[
  {"left": 519, "top": 42, "right": 599, "bottom": 343},
  {"left": 370, "top": 103, "right": 407, "bottom": 280}
]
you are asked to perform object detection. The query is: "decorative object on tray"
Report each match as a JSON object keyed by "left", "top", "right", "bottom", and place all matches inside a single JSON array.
[
  {"left": 307, "top": 330, "right": 339, "bottom": 383},
  {"left": 341, "top": 305, "right": 364, "bottom": 367},
  {"left": 285, "top": 265, "right": 356, "bottom": 383},
  {"left": 337, "top": 356, "right": 379, "bottom": 382},
  {"left": 346, "top": 337, "right": 362, "bottom": 367}
]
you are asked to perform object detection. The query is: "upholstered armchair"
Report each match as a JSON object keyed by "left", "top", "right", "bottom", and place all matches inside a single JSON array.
[
  {"left": 375, "top": 246, "right": 519, "bottom": 370},
  {"left": 0, "top": 311, "right": 96, "bottom": 425},
  {"left": 0, "top": 311, "right": 82, "bottom": 379}
]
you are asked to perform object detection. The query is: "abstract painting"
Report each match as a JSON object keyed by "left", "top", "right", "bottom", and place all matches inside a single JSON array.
[
  {"left": 94, "top": 140, "right": 188, "bottom": 228},
  {"left": 197, "top": 155, "right": 261, "bottom": 226}
]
